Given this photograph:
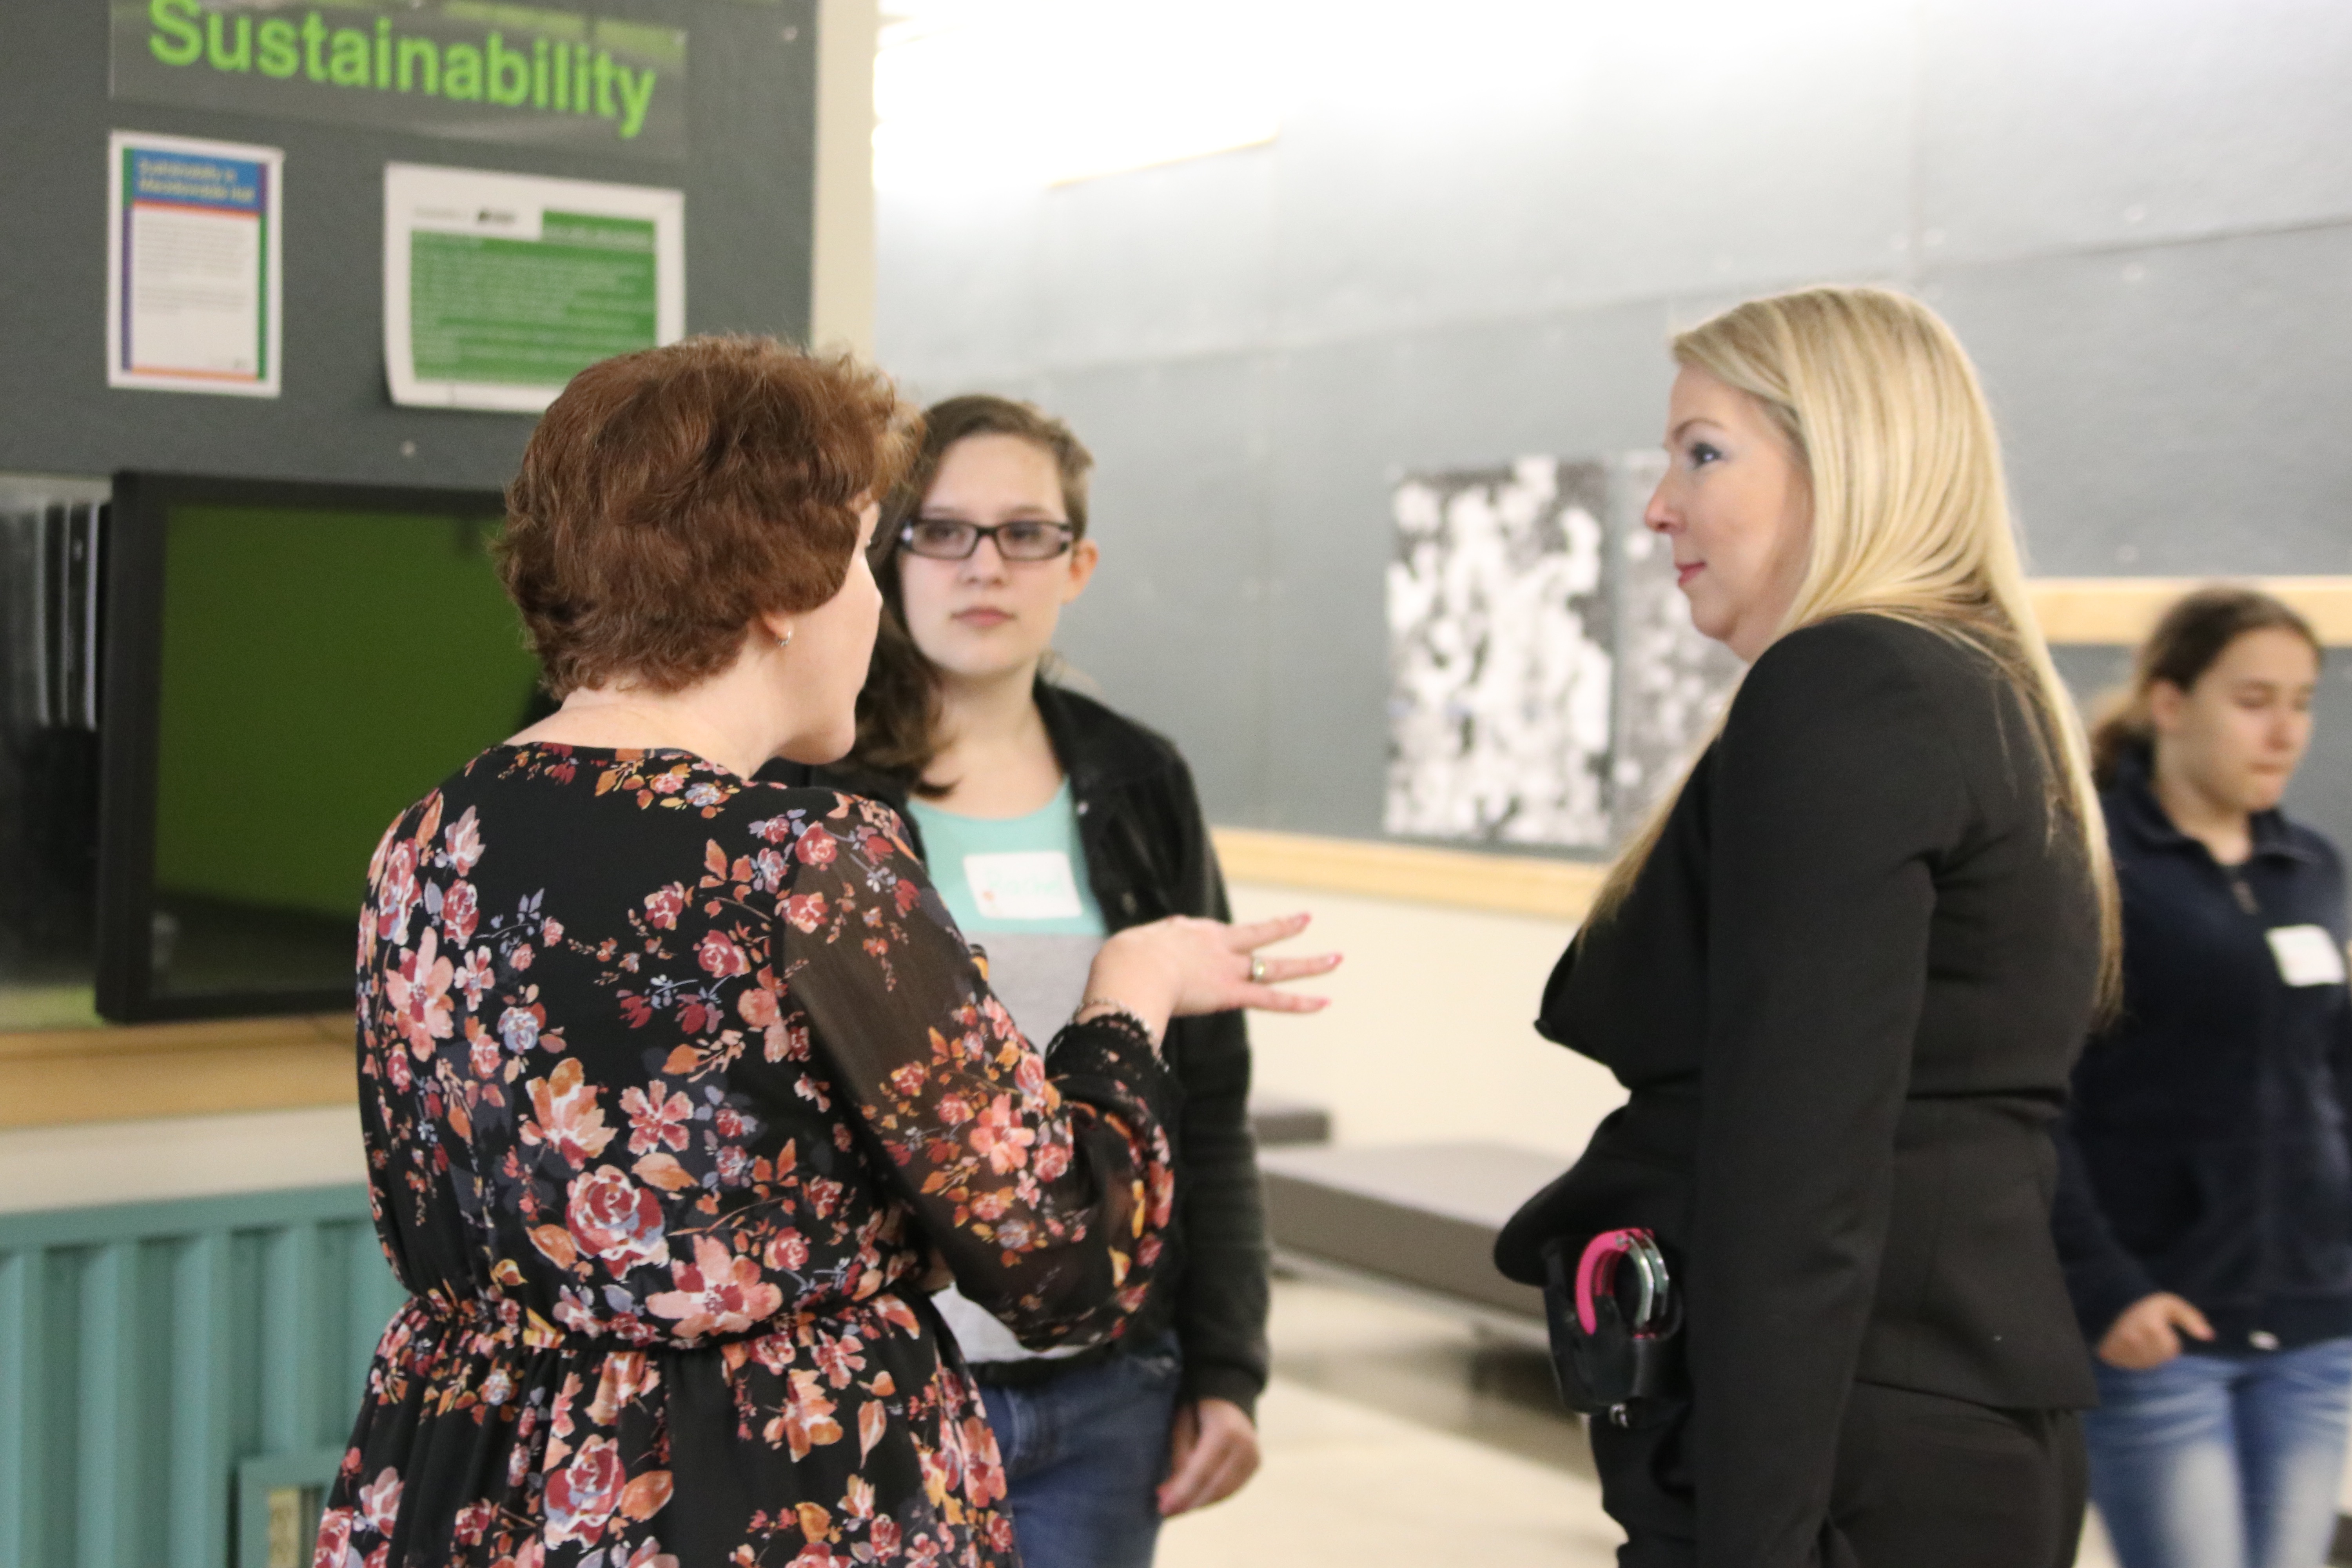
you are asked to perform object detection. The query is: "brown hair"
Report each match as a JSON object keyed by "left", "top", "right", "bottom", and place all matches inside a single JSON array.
[
  {"left": 2089, "top": 586, "right": 2322, "bottom": 786},
  {"left": 851, "top": 394, "right": 1096, "bottom": 792},
  {"left": 499, "top": 335, "right": 915, "bottom": 697}
]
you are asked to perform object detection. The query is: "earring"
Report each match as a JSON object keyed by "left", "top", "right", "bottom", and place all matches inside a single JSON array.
[{"left": 775, "top": 629, "right": 793, "bottom": 649}]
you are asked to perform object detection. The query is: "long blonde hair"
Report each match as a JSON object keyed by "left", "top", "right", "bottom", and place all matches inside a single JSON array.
[{"left": 1592, "top": 285, "right": 2120, "bottom": 998}]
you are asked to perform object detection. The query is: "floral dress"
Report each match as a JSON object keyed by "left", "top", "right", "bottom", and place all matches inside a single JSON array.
[{"left": 314, "top": 745, "right": 1175, "bottom": 1568}]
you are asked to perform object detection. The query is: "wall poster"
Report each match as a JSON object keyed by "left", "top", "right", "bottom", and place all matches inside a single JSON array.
[
  {"left": 106, "top": 130, "right": 283, "bottom": 397},
  {"left": 1384, "top": 458, "right": 1614, "bottom": 849},
  {"left": 1381, "top": 452, "right": 1743, "bottom": 855},
  {"left": 383, "top": 163, "right": 684, "bottom": 413}
]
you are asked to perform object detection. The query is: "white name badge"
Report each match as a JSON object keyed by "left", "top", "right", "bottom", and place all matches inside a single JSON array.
[
  {"left": 963, "top": 851, "right": 1085, "bottom": 922},
  {"left": 2267, "top": 925, "right": 2349, "bottom": 987}
]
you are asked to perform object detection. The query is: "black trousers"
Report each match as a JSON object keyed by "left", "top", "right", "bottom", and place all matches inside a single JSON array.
[{"left": 1589, "top": 1380, "right": 2087, "bottom": 1568}]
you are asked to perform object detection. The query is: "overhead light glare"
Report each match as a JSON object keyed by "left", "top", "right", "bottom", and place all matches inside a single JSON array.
[{"left": 874, "top": 1, "right": 1280, "bottom": 191}]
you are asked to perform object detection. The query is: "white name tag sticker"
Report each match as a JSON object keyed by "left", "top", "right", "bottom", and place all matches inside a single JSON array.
[
  {"left": 963, "top": 851, "right": 1085, "bottom": 922},
  {"left": 2267, "top": 925, "right": 2349, "bottom": 987}
]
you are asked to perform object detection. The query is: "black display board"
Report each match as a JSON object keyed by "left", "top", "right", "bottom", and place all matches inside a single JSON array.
[
  {"left": 97, "top": 471, "right": 524, "bottom": 1021},
  {"left": 0, "top": 0, "right": 818, "bottom": 492}
]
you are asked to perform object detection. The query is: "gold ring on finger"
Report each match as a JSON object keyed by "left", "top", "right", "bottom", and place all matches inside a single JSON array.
[{"left": 1249, "top": 956, "right": 1267, "bottom": 985}]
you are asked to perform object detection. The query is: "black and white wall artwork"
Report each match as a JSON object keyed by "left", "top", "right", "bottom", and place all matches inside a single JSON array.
[
  {"left": 1384, "top": 458, "right": 1614, "bottom": 848},
  {"left": 1383, "top": 452, "right": 1743, "bottom": 855}
]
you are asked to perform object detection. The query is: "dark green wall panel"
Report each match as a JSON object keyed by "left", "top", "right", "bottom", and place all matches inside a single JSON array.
[{"left": 0, "top": 0, "right": 818, "bottom": 490}]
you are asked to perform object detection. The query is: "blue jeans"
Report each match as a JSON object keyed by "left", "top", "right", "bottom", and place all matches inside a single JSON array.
[
  {"left": 2085, "top": 1336, "right": 2352, "bottom": 1568},
  {"left": 976, "top": 1336, "right": 1183, "bottom": 1568}
]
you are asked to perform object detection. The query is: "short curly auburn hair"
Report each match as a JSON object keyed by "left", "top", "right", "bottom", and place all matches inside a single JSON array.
[{"left": 499, "top": 335, "right": 916, "bottom": 697}]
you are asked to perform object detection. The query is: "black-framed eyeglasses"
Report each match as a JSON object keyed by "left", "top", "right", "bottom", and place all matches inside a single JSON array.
[{"left": 897, "top": 517, "right": 1076, "bottom": 562}]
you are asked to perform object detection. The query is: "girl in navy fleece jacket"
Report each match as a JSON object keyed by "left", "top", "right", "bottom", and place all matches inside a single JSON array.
[{"left": 2054, "top": 586, "right": 2350, "bottom": 1568}]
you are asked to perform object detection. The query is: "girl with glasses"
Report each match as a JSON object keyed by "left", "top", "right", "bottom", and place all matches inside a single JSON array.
[{"left": 764, "top": 394, "right": 1278, "bottom": 1568}]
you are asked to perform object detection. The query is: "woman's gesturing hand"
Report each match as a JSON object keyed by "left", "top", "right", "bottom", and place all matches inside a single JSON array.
[
  {"left": 1145, "top": 912, "right": 1341, "bottom": 1018},
  {"left": 1078, "top": 912, "right": 1339, "bottom": 1044},
  {"left": 2097, "top": 1291, "right": 2215, "bottom": 1370}
]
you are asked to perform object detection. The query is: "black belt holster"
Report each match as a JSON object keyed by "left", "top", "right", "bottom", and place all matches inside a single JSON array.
[{"left": 1540, "top": 1228, "right": 1683, "bottom": 1425}]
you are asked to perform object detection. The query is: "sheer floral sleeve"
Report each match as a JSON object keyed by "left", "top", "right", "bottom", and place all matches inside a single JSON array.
[{"left": 737, "top": 789, "right": 1177, "bottom": 1350}]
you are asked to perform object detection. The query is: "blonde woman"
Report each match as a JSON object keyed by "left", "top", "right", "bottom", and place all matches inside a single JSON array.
[{"left": 1497, "top": 287, "right": 2115, "bottom": 1567}]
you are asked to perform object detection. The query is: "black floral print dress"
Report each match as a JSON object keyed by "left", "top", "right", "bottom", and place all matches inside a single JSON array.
[{"left": 314, "top": 745, "right": 1175, "bottom": 1568}]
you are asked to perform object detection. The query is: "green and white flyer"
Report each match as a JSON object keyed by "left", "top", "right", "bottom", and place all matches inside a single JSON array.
[{"left": 383, "top": 163, "right": 683, "bottom": 412}]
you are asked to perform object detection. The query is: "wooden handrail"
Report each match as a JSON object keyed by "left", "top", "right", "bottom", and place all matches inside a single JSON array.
[
  {"left": 1212, "top": 827, "right": 1602, "bottom": 921},
  {"left": 2031, "top": 576, "right": 2352, "bottom": 646},
  {"left": 0, "top": 1011, "right": 346, "bottom": 1062},
  {"left": 0, "top": 1013, "right": 351, "bottom": 1129}
]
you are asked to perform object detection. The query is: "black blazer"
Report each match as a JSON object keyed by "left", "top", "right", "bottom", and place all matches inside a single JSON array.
[
  {"left": 1497, "top": 614, "right": 2103, "bottom": 1568},
  {"left": 2054, "top": 752, "right": 2352, "bottom": 1350},
  {"left": 760, "top": 681, "right": 1271, "bottom": 1413}
]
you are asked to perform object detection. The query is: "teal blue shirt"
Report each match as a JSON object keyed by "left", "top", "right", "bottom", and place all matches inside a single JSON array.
[{"left": 904, "top": 782, "right": 1108, "bottom": 937}]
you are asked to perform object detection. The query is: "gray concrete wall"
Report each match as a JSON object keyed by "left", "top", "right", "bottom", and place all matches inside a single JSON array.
[{"left": 875, "top": 0, "right": 2352, "bottom": 851}]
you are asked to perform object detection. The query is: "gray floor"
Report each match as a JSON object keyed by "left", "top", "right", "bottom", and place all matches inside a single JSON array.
[{"left": 1157, "top": 1276, "right": 1623, "bottom": 1567}]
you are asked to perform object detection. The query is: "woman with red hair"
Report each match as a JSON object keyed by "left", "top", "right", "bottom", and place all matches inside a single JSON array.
[{"left": 312, "top": 337, "right": 1334, "bottom": 1568}]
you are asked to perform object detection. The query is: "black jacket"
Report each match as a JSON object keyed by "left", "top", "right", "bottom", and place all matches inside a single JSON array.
[
  {"left": 1496, "top": 615, "right": 2103, "bottom": 1568},
  {"left": 2052, "top": 752, "right": 2352, "bottom": 1352},
  {"left": 760, "top": 681, "right": 1270, "bottom": 1413}
]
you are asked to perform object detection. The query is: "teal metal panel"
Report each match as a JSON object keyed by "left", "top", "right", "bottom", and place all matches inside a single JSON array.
[
  {"left": 0, "top": 1185, "right": 395, "bottom": 1568},
  {"left": 171, "top": 1232, "right": 236, "bottom": 1568},
  {"left": 77, "top": 1240, "right": 133, "bottom": 1568},
  {"left": 40, "top": 1247, "right": 84, "bottom": 1565},
  {"left": 0, "top": 1185, "right": 377, "bottom": 1250},
  {"left": 0, "top": 1248, "right": 43, "bottom": 1567},
  {"left": 258, "top": 1225, "right": 320, "bottom": 1457}
]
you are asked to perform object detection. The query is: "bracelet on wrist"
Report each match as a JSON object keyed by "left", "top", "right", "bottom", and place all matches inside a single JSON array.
[{"left": 1071, "top": 996, "right": 1159, "bottom": 1047}]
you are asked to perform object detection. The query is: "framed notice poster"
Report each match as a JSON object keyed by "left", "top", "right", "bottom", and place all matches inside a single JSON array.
[
  {"left": 384, "top": 163, "right": 684, "bottom": 412},
  {"left": 106, "top": 131, "right": 283, "bottom": 396}
]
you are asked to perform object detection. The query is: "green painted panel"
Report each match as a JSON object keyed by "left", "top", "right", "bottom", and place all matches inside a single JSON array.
[{"left": 152, "top": 504, "right": 537, "bottom": 918}]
